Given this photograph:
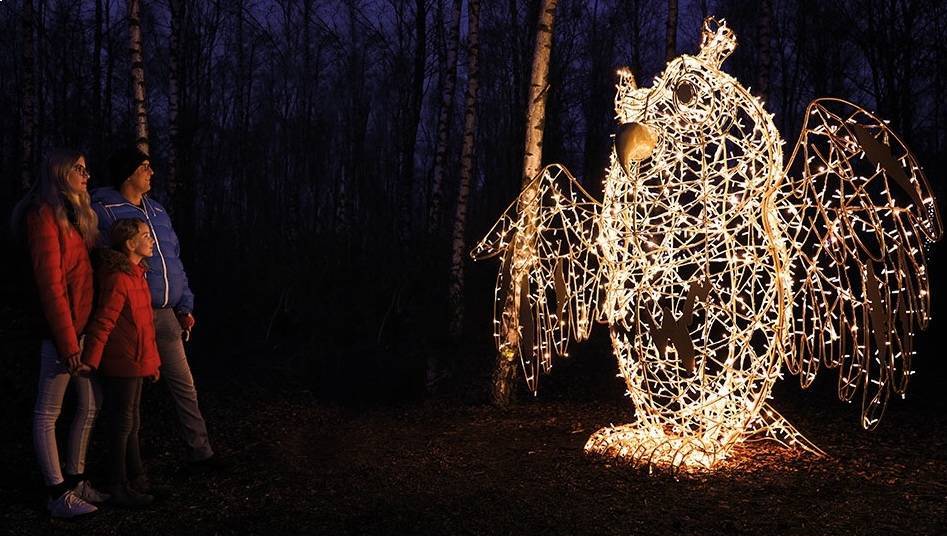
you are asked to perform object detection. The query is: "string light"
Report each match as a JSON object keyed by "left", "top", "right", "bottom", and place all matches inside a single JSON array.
[{"left": 471, "top": 17, "right": 941, "bottom": 472}]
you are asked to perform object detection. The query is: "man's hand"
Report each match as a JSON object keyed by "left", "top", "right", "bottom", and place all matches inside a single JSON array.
[
  {"left": 75, "top": 363, "right": 93, "bottom": 376},
  {"left": 177, "top": 312, "right": 195, "bottom": 342}
]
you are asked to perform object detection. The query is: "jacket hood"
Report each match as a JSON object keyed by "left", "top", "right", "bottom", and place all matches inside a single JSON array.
[{"left": 92, "top": 247, "right": 148, "bottom": 276}]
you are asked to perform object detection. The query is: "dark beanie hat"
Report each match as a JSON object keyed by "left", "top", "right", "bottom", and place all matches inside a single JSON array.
[{"left": 108, "top": 146, "right": 149, "bottom": 188}]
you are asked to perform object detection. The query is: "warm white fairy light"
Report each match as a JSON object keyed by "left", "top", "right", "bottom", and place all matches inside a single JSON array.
[{"left": 472, "top": 17, "right": 941, "bottom": 472}]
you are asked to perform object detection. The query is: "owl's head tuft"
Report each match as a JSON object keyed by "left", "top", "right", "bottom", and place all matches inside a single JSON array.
[{"left": 697, "top": 17, "right": 736, "bottom": 69}]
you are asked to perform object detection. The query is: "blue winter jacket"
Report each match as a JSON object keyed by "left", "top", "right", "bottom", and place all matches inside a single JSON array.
[{"left": 91, "top": 188, "right": 195, "bottom": 313}]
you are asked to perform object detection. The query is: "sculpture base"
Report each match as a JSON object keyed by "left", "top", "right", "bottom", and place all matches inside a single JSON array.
[{"left": 584, "top": 404, "right": 824, "bottom": 472}]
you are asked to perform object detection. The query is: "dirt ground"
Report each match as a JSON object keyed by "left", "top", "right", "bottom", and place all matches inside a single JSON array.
[{"left": 1, "top": 364, "right": 946, "bottom": 536}]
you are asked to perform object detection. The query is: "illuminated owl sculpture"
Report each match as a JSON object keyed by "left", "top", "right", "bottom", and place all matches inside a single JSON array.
[{"left": 471, "top": 18, "right": 942, "bottom": 471}]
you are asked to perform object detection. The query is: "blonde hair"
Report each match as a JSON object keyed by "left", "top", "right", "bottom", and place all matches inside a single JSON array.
[{"left": 11, "top": 149, "right": 99, "bottom": 247}]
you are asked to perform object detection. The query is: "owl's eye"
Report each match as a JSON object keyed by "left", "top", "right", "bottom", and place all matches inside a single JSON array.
[
  {"left": 676, "top": 81, "right": 696, "bottom": 106},
  {"left": 670, "top": 72, "right": 726, "bottom": 129}
]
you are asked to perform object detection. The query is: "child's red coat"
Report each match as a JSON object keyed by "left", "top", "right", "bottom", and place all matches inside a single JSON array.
[{"left": 83, "top": 250, "right": 160, "bottom": 377}]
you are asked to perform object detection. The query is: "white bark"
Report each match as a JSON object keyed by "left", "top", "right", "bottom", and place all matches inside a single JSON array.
[
  {"left": 427, "top": 0, "right": 462, "bottom": 235},
  {"left": 129, "top": 0, "right": 150, "bottom": 154},
  {"left": 521, "top": 0, "right": 558, "bottom": 187},
  {"left": 493, "top": 0, "right": 558, "bottom": 406},
  {"left": 448, "top": 0, "right": 480, "bottom": 339}
]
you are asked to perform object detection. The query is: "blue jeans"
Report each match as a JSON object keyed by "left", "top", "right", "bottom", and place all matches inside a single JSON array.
[
  {"left": 33, "top": 340, "right": 102, "bottom": 486},
  {"left": 154, "top": 308, "right": 214, "bottom": 461}
]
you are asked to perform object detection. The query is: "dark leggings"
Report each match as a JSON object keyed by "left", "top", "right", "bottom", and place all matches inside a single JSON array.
[{"left": 103, "top": 377, "right": 144, "bottom": 485}]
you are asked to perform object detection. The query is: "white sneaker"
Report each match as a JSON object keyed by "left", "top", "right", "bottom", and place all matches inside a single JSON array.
[
  {"left": 73, "top": 480, "right": 111, "bottom": 504},
  {"left": 47, "top": 490, "right": 98, "bottom": 518}
]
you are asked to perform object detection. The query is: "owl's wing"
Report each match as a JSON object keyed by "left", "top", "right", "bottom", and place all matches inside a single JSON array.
[
  {"left": 777, "top": 98, "right": 942, "bottom": 428},
  {"left": 471, "top": 164, "right": 604, "bottom": 392}
]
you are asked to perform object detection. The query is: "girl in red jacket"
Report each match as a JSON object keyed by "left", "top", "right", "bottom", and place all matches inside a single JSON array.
[
  {"left": 82, "top": 218, "right": 161, "bottom": 507},
  {"left": 11, "top": 149, "right": 107, "bottom": 518}
]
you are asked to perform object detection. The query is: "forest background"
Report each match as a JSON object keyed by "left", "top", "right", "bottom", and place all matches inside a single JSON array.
[{"left": 2, "top": 0, "right": 946, "bottom": 406}]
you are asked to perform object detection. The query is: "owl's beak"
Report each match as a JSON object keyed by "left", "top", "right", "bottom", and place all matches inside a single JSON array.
[{"left": 615, "top": 122, "right": 657, "bottom": 170}]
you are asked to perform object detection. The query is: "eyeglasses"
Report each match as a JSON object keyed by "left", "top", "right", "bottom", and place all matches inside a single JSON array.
[
  {"left": 138, "top": 162, "right": 152, "bottom": 171},
  {"left": 72, "top": 164, "right": 90, "bottom": 178}
]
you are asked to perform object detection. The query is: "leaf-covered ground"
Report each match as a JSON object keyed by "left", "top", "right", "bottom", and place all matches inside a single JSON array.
[{"left": 1, "top": 366, "right": 946, "bottom": 536}]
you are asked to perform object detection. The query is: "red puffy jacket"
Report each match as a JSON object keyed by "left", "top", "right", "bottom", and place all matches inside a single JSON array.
[
  {"left": 82, "top": 250, "right": 160, "bottom": 378},
  {"left": 26, "top": 203, "right": 93, "bottom": 360}
]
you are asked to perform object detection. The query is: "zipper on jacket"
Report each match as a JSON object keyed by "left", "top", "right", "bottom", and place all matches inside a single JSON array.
[{"left": 142, "top": 198, "right": 171, "bottom": 308}]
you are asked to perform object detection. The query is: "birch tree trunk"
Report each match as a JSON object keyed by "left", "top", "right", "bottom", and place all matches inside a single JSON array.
[
  {"left": 448, "top": 0, "right": 480, "bottom": 342},
  {"left": 128, "top": 0, "right": 150, "bottom": 154},
  {"left": 427, "top": 0, "right": 462, "bottom": 235},
  {"left": 520, "top": 0, "right": 557, "bottom": 186},
  {"left": 491, "top": 0, "right": 558, "bottom": 407},
  {"left": 19, "top": 0, "right": 35, "bottom": 192},
  {"left": 666, "top": 0, "right": 678, "bottom": 63}
]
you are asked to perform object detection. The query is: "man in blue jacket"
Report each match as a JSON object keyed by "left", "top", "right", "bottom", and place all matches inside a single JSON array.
[{"left": 93, "top": 146, "right": 221, "bottom": 470}]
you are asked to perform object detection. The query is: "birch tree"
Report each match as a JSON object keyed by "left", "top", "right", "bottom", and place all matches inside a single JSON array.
[
  {"left": 427, "top": 0, "right": 462, "bottom": 235},
  {"left": 129, "top": 0, "right": 150, "bottom": 154},
  {"left": 448, "top": 0, "right": 480, "bottom": 341},
  {"left": 492, "top": 0, "right": 558, "bottom": 407}
]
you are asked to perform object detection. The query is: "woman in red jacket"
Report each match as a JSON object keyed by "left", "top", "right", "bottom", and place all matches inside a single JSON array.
[
  {"left": 10, "top": 149, "right": 108, "bottom": 518},
  {"left": 82, "top": 218, "right": 160, "bottom": 507}
]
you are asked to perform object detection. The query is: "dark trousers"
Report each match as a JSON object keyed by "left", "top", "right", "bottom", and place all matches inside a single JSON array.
[{"left": 103, "top": 377, "right": 144, "bottom": 485}]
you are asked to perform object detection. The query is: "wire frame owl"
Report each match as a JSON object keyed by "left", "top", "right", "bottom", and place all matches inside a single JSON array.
[{"left": 471, "top": 18, "right": 942, "bottom": 471}]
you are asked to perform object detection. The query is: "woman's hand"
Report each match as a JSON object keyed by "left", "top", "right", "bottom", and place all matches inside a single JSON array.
[
  {"left": 148, "top": 370, "right": 161, "bottom": 383},
  {"left": 66, "top": 351, "right": 82, "bottom": 373},
  {"left": 74, "top": 363, "right": 93, "bottom": 376}
]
